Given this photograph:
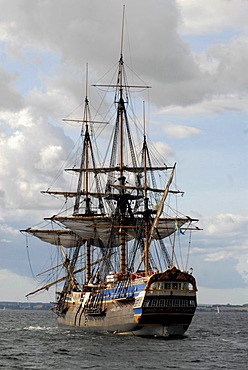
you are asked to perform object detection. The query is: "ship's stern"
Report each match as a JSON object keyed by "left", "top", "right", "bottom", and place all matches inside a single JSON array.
[{"left": 132, "top": 266, "right": 197, "bottom": 337}]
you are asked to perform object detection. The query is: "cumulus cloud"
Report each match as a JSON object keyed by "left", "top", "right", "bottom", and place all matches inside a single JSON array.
[
  {"left": 160, "top": 93, "right": 248, "bottom": 116},
  {"left": 0, "top": 223, "right": 19, "bottom": 241},
  {"left": 189, "top": 213, "right": 248, "bottom": 294},
  {"left": 0, "top": 108, "right": 74, "bottom": 210},
  {"left": 0, "top": 67, "right": 23, "bottom": 111},
  {"left": 204, "top": 213, "right": 248, "bottom": 239},
  {"left": 1, "top": 0, "right": 248, "bottom": 110},
  {"left": 236, "top": 254, "right": 248, "bottom": 284},
  {"left": 177, "top": 0, "right": 248, "bottom": 35},
  {"left": 0, "top": 0, "right": 203, "bottom": 107},
  {"left": 163, "top": 123, "right": 201, "bottom": 139},
  {"left": 152, "top": 141, "right": 174, "bottom": 161}
]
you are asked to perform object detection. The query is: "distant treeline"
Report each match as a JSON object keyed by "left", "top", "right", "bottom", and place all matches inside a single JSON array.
[
  {"left": 0, "top": 301, "right": 51, "bottom": 310},
  {"left": 197, "top": 304, "right": 248, "bottom": 312}
]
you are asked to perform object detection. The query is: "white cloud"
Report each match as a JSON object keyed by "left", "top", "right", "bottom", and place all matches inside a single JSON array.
[
  {"left": 1, "top": 109, "right": 34, "bottom": 129},
  {"left": 36, "top": 145, "right": 63, "bottom": 171},
  {"left": 188, "top": 212, "right": 248, "bottom": 295},
  {"left": 0, "top": 108, "right": 74, "bottom": 210},
  {"left": 0, "top": 269, "right": 54, "bottom": 302},
  {"left": 152, "top": 141, "right": 174, "bottom": 160},
  {"left": 236, "top": 254, "right": 248, "bottom": 284},
  {"left": 0, "top": 67, "right": 23, "bottom": 111},
  {"left": 158, "top": 92, "right": 248, "bottom": 120},
  {"left": 177, "top": 0, "right": 248, "bottom": 35},
  {"left": 0, "top": 0, "right": 203, "bottom": 107},
  {"left": 0, "top": 223, "right": 19, "bottom": 239},
  {"left": 205, "top": 213, "right": 248, "bottom": 238},
  {"left": 163, "top": 123, "right": 201, "bottom": 139}
]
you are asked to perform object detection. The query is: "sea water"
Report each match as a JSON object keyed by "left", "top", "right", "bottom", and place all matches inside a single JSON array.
[{"left": 0, "top": 309, "right": 247, "bottom": 369}]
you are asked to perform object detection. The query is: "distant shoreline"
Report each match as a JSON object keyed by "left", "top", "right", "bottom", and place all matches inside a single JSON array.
[
  {"left": 197, "top": 303, "right": 248, "bottom": 312},
  {"left": 0, "top": 302, "right": 52, "bottom": 310}
]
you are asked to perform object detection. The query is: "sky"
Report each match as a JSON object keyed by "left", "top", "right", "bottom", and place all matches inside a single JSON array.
[{"left": 0, "top": 0, "right": 248, "bottom": 305}]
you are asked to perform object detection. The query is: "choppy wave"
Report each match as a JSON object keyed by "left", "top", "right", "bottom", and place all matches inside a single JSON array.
[
  {"left": 23, "top": 325, "right": 57, "bottom": 331},
  {"left": 0, "top": 309, "right": 247, "bottom": 369}
]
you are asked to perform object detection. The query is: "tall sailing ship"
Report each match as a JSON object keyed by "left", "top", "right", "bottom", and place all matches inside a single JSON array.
[{"left": 22, "top": 12, "right": 199, "bottom": 337}]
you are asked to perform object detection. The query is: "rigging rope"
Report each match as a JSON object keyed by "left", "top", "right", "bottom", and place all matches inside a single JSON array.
[
  {"left": 185, "top": 230, "right": 192, "bottom": 271},
  {"left": 25, "top": 234, "right": 39, "bottom": 281}
]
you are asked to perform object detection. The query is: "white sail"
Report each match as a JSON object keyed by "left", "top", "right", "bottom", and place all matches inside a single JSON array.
[
  {"left": 25, "top": 229, "right": 82, "bottom": 248},
  {"left": 51, "top": 216, "right": 190, "bottom": 247}
]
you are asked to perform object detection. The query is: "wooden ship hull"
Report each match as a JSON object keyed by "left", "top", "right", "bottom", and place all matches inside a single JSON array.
[{"left": 54, "top": 267, "right": 197, "bottom": 337}]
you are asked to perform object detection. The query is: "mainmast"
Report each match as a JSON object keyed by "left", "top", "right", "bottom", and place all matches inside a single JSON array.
[
  {"left": 103, "top": 5, "right": 151, "bottom": 275},
  {"left": 142, "top": 103, "right": 150, "bottom": 276},
  {"left": 119, "top": 5, "right": 126, "bottom": 275}
]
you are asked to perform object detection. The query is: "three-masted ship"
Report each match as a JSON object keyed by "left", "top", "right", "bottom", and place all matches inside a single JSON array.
[{"left": 22, "top": 11, "right": 199, "bottom": 337}]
